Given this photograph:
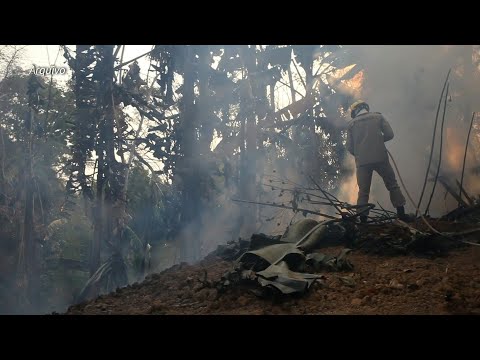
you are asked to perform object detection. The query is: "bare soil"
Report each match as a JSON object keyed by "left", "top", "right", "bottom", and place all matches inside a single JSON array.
[{"left": 65, "top": 228, "right": 480, "bottom": 315}]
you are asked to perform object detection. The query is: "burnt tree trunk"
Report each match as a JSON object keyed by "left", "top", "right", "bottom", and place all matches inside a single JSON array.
[
  {"left": 67, "top": 45, "right": 127, "bottom": 296},
  {"left": 300, "top": 46, "right": 319, "bottom": 185},
  {"left": 179, "top": 45, "right": 201, "bottom": 262},
  {"left": 18, "top": 106, "right": 38, "bottom": 312},
  {"left": 222, "top": 103, "right": 232, "bottom": 189},
  {"left": 25, "top": 108, "right": 37, "bottom": 309},
  {"left": 287, "top": 62, "right": 301, "bottom": 176},
  {"left": 239, "top": 45, "right": 258, "bottom": 235},
  {"left": 91, "top": 45, "right": 126, "bottom": 293},
  {"left": 17, "top": 72, "right": 48, "bottom": 312},
  {"left": 71, "top": 45, "right": 100, "bottom": 275},
  {"left": 100, "top": 45, "right": 121, "bottom": 251},
  {"left": 198, "top": 46, "right": 213, "bottom": 156}
]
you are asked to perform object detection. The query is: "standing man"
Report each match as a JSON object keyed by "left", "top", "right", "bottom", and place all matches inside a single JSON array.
[{"left": 346, "top": 100, "right": 411, "bottom": 223}]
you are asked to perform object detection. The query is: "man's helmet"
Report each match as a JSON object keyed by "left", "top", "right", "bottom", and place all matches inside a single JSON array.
[{"left": 349, "top": 100, "right": 370, "bottom": 118}]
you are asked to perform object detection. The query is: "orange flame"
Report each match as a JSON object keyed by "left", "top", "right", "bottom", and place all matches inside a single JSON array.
[
  {"left": 445, "top": 128, "right": 465, "bottom": 172},
  {"left": 337, "top": 67, "right": 365, "bottom": 205},
  {"left": 445, "top": 127, "right": 480, "bottom": 199}
]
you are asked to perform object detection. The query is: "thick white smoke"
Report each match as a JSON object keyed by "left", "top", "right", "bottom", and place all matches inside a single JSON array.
[{"left": 342, "top": 45, "right": 479, "bottom": 217}]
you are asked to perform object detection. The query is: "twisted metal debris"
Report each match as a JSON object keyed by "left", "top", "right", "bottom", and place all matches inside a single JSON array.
[{"left": 213, "top": 219, "right": 354, "bottom": 297}]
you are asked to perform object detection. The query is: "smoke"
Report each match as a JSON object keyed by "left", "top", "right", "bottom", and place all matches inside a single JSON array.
[
  {"left": 198, "top": 195, "right": 243, "bottom": 257},
  {"left": 150, "top": 45, "right": 480, "bottom": 269},
  {"left": 341, "top": 45, "right": 479, "bottom": 217}
]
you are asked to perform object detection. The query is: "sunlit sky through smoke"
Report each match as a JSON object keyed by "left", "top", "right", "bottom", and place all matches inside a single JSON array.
[
  {"left": 23, "top": 45, "right": 153, "bottom": 83},
  {"left": 23, "top": 45, "right": 296, "bottom": 105}
]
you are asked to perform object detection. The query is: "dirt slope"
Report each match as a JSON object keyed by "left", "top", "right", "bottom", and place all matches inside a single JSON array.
[{"left": 65, "top": 243, "right": 480, "bottom": 315}]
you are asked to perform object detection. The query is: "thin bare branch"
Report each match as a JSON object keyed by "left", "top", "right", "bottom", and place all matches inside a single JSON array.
[
  {"left": 232, "top": 198, "right": 338, "bottom": 220},
  {"left": 292, "top": 59, "right": 307, "bottom": 90},
  {"left": 114, "top": 49, "right": 155, "bottom": 71},
  {"left": 459, "top": 112, "right": 476, "bottom": 206}
]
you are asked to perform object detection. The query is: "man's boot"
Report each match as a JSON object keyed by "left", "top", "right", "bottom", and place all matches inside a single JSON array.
[{"left": 397, "top": 206, "right": 414, "bottom": 222}]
